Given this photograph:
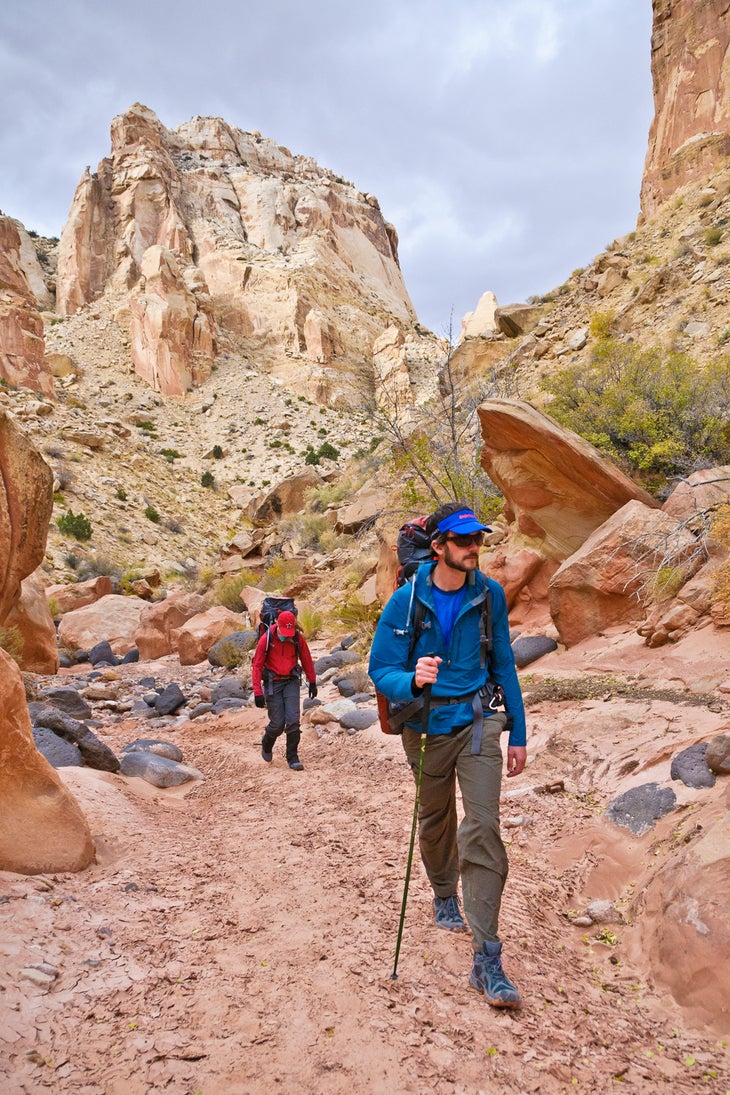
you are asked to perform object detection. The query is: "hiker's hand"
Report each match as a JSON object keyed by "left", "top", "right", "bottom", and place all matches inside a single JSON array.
[
  {"left": 308, "top": 682, "right": 318, "bottom": 699},
  {"left": 254, "top": 695, "right": 266, "bottom": 708},
  {"left": 506, "top": 746, "right": 526, "bottom": 777},
  {"left": 414, "top": 655, "right": 442, "bottom": 688}
]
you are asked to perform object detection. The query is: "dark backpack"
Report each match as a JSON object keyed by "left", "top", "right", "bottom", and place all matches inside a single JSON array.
[
  {"left": 394, "top": 516, "right": 434, "bottom": 587},
  {"left": 258, "top": 596, "right": 297, "bottom": 637}
]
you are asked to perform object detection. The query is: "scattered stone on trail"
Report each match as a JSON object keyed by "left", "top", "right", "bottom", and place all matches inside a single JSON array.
[
  {"left": 585, "top": 899, "right": 624, "bottom": 925},
  {"left": 211, "top": 697, "right": 247, "bottom": 713},
  {"left": 511, "top": 634, "right": 558, "bottom": 668},
  {"left": 119, "top": 751, "right": 204, "bottom": 787},
  {"left": 188, "top": 703, "right": 214, "bottom": 719},
  {"left": 88, "top": 640, "right": 118, "bottom": 667},
  {"left": 706, "top": 733, "right": 730, "bottom": 775},
  {"left": 337, "top": 680, "right": 357, "bottom": 697},
  {"left": 37, "top": 687, "right": 92, "bottom": 720},
  {"left": 670, "top": 742, "right": 716, "bottom": 789},
  {"left": 122, "top": 739, "right": 184, "bottom": 763},
  {"left": 211, "top": 678, "right": 248, "bottom": 703},
  {"left": 18, "top": 965, "right": 58, "bottom": 989},
  {"left": 338, "top": 708, "right": 379, "bottom": 732},
  {"left": 121, "top": 648, "right": 139, "bottom": 664},
  {"left": 605, "top": 782, "right": 677, "bottom": 836},
  {"left": 33, "top": 727, "right": 83, "bottom": 768},
  {"left": 319, "top": 698, "right": 358, "bottom": 720},
  {"left": 314, "top": 650, "right": 362, "bottom": 674},
  {"left": 208, "top": 629, "right": 259, "bottom": 667},
  {"left": 154, "top": 683, "right": 187, "bottom": 715}
]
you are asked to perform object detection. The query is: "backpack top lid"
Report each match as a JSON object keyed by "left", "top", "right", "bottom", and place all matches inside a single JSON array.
[
  {"left": 395, "top": 517, "right": 434, "bottom": 587},
  {"left": 276, "top": 610, "right": 297, "bottom": 637}
]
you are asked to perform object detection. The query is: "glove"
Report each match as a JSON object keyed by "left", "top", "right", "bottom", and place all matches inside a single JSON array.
[
  {"left": 308, "top": 682, "right": 318, "bottom": 699},
  {"left": 254, "top": 694, "right": 266, "bottom": 708}
]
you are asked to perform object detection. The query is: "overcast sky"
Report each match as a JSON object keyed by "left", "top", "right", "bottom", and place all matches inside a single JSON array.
[{"left": 1, "top": 0, "right": 654, "bottom": 335}]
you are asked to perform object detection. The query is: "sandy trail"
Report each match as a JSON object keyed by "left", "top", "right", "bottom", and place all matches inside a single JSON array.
[{"left": 2, "top": 681, "right": 728, "bottom": 1095}]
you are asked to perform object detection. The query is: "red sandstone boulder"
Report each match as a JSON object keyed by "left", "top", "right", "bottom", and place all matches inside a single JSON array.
[
  {"left": 0, "top": 409, "right": 53, "bottom": 624},
  {"left": 4, "top": 570, "right": 59, "bottom": 674},
  {"left": 548, "top": 500, "right": 702, "bottom": 647},
  {"left": 477, "top": 399, "right": 659, "bottom": 563},
  {"left": 45, "top": 575, "right": 114, "bottom": 615},
  {"left": 0, "top": 649, "right": 94, "bottom": 874},
  {"left": 662, "top": 465, "right": 730, "bottom": 523},
  {"left": 57, "top": 594, "right": 148, "bottom": 655},
  {"left": 135, "top": 591, "right": 206, "bottom": 660},
  {"left": 173, "top": 606, "right": 245, "bottom": 666}
]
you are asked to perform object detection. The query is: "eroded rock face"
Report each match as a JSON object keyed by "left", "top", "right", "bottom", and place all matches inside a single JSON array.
[
  {"left": 0, "top": 216, "right": 53, "bottom": 396},
  {"left": 548, "top": 500, "right": 702, "bottom": 647},
  {"left": 0, "top": 409, "right": 54, "bottom": 625},
  {"left": 56, "top": 103, "right": 423, "bottom": 401},
  {"left": 4, "top": 570, "right": 59, "bottom": 674},
  {"left": 57, "top": 594, "right": 148, "bottom": 656},
  {"left": 641, "top": 0, "right": 730, "bottom": 220},
  {"left": 0, "top": 649, "right": 94, "bottom": 874},
  {"left": 477, "top": 399, "right": 659, "bottom": 562}
]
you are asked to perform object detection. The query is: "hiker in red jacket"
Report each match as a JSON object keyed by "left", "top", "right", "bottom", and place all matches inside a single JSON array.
[{"left": 252, "top": 610, "right": 317, "bottom": 771}]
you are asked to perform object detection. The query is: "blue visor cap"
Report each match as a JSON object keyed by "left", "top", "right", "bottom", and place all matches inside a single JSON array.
[{"left": 436, "top": 508, "right": 491, "bottom": 535}]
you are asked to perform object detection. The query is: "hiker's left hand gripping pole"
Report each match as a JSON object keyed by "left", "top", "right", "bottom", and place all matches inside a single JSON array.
[{"left": 390, "top": 680, "right": 432, "bottom": 981}]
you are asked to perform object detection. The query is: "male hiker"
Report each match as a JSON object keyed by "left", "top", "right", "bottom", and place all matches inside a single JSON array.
[
  {"left": 368, "top": 502, "right": 527, "bottom": 1006},
  {"left": 252, "top": 610, "right": 318, "bottom": 771}
]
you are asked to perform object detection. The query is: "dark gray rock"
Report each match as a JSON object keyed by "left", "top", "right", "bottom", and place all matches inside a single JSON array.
[
  {"left": 350, "top": 692, "right": 374, "bottom": 704},
  {"left": 139, "top": 677, "right": 158, "bottom": 689},
  {"left": 121, "top": 648, "right": 139, "bottom": 664},
  {"left": 73, "top": 649, "right": 89, "bottom": 664},
  {"left": 337, "top": 680, "right": 357, "bottom": 697},
  {"left": 314, "top": 650, "right": 362, "bottom": 674},
  {"left": 339, "top": 708, "right": 379, "bottom": 731},
  {"left": 706, "top": 733, "right": 730, "bottom": 775},
  {"left": 122, "top": 739, "right": 184, "bottom": 762},
  {"left": 28, "top": 703, "right": 84, "bottom": 736},
  {"left": 211, "top": 698, "right": 247, "bottom": 713},
  {"left": 605, "top": 782, "right": 677, "bottom": 835},
  {"left": 188, "top": 703, "right": 214, "bottom": 719},
  {"left": 129, "top": 700, "right": 155, "bottom": 719},
  {"left": 88, "top": 640, "right": 118, "bottom": 667},
  {"left": 58, "top": 652, "right": 74, "bottom": 669},
  {"left": 208, "top": 630, "right": 259, "bottom": 667},
  {"left": 211, "top": 678, "right": 247, "bottom": 703},
  {"left": 33, "top": 728, "right": 83, "bottom": 768},
  {"left": 72, "top": 728, "right": 120, "bottom": 772},
  {"left": 302, "top": 697, "right": 321, "bottom": 712},
  {"left": 119, "top": 751, "right": 203, "bottom": 787},
  {"left": 511, "top": 635, "right": 558, "bottom": 668},
  {"left": 670, "top": 743, "right": 716, "bottom": 789},
  {"left": 154, "top": 683, "right": 186, "bottom": 715},
  {"left": 37, "top": 687, "right": 92, "bottom": 720},
  {"left": 339, "top": 635, "right": 357, "bottom": 650}
]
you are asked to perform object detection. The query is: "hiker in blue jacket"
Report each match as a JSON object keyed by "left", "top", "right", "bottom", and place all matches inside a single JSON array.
[{"left": 368, "top": 502, "right": 527, "bottom": 1007}]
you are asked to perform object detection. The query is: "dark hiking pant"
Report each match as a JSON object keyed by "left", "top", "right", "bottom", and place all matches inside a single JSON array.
[
  {"left": 262, "top": 676, "right": 301, "bottom": 761},
  {"left": 401, "top": 713, "right": 508, "bottom": 952}
]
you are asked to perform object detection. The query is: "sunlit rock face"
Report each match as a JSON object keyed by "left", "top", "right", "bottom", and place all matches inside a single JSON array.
[
  {"left": 56, "top": 103, "right": 423, "bottom": 401},
  {"left": 640, "top": 0, "right": 730, "bottom": 220},
  {"left": 0, "top": 215, "right": 53, "bottom": 397}
]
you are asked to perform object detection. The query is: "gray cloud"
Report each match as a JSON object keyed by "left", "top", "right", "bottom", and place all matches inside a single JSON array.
[{"left": 0, "top": 0, "right": 654, "bottom": 332}]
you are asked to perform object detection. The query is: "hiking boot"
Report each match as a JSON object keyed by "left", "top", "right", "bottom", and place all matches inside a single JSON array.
[
  {"left": 261, "top": 736, "right": 273, "bottom": 763},
  {"left": 433, "top": 894, "right": 468, "bottom": 932},
  {"left": 469, "top": 940, "right": 521, "bottom": 1008},
  {"left": 288, "top": 756, "right": 304, "bottom": 771}
]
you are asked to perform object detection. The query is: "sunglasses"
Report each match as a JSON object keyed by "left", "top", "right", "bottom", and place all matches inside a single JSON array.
[{"left": 444, "top": 532, "right": 484, "bottom": 547}]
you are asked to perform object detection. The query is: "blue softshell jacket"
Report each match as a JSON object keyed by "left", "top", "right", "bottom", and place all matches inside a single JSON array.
[{"left": 368, "top": 563, "right": 526, "bottom": 747}]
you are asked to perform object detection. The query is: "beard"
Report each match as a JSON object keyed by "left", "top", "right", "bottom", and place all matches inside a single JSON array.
[{"left": 442, "top": 542, "right": 480, "bottom": 573}]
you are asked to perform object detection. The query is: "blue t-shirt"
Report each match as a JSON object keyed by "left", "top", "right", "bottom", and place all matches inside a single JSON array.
[{"left": 431, "top": 583, "right": 467, "bottom": 649}]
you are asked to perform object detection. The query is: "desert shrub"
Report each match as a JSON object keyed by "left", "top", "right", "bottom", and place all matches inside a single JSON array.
[
  {"left": 541, "top": 340, "right": 730, "bottom": 489},
  {"left": 307, "top": 481, "right": 351, "bottom": 511},
  {"left": 47, "top": 596, "right": 60, "bottom": 619},
  {"left": 76, "top": 554, "right": 119, "bottom": 581},
  {"left": 330, "top": 598, "right": 381, "bottom": 645},
  {"left": 116, "top": 487, "right": 127, "bottom": 501},
  {"left": 589, "top": 310, "right": 615, "bottom": 341},
  {"left": 145, "top": 505, "right": 161, "bottom": 523},
  {"left": 296, "top": 605, "right": 323, "bottom": 640},
  {"left": 201, "top": 471, "right": 215, "bottom": 488},
  {"left": 212, "top": 638, "right": 246, "bottom": 669},
  {"left": 0, "top": 625, "right": 24, "bottom": 664},
  {"left": 160, "top": 448, "right": 181, "bottom": 462},
  {"left": 704, "top": 226, "right": 723, "bottom": 247},
  {"left": 261, "top": 557, "right": 302, "bottom": 591},
  {"left": 212, "top": 444, "right": 223, "bottom": 459},
  {"left": 209, "top": 573, "right": 249, "bottom": 612},
  {"left": 278, "top": 512, "right": 333, "bottom": 550},
  {"left": 57, "top": 509, "right": 92, "bottom": 541},
  {"left": 649, "top": 565, "right": 687, "bottom": 603},
  {"left": 55, "top": 462, "right": 75, "bottom": 491}
]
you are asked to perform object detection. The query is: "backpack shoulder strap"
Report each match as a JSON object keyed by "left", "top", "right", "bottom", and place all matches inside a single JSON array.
[{"left": 478, "top": 583, "right": 493, "bottom": 671}]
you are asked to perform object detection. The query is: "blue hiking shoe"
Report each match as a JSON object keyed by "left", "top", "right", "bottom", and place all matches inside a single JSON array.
[
  {"left": 469, "top": 940, "right": 521, "bottom": 1008},
  {"left": 433, "top": 894, "right": 468, "bottom": 932}
]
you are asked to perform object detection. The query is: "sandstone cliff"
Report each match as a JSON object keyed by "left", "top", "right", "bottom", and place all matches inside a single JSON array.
[
  {"left": 0, "top": 215, "right": 54, "bottom": 397},
  {"left": 641, "top": 0, "right": 730, "bottom": 220},
  {"left": 56, "top": 104, "right": 439, "bottom": 404}
]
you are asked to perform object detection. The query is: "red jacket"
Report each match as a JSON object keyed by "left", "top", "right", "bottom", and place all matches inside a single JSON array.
[{"left": 252, "top": 627, "right": 317, "bottom": 696}]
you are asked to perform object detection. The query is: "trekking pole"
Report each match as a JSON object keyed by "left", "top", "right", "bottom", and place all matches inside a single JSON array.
[{"left": 391, "top": 681, "right": 431, "bottom": 981}]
